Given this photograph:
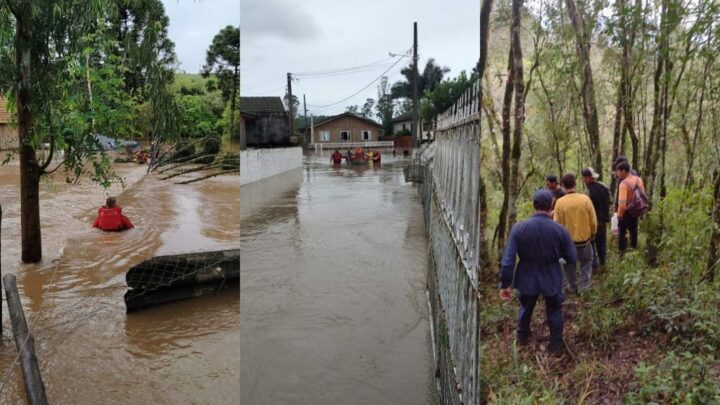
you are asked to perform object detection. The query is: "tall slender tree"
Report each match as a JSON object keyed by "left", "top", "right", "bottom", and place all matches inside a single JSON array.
[
  {"left": 565, "top": 0, "right": 602, "bottom": 178},
  {"left": 202, "top": 25, "right": 240, "bottom": 138}
]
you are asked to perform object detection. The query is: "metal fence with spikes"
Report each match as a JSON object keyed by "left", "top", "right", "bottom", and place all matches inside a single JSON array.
[{"left": 420, "top": 81, "right": 483, "bottom": 405}]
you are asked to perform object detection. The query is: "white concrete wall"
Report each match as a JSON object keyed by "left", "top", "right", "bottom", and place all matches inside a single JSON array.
[{"left": 240, "top": 147, "right": 303, "bottom": 186}]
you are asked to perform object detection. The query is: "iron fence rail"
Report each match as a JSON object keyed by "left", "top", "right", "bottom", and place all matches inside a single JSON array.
[{"left": 422, "top": 81, "right": 482, "bottom": 405}]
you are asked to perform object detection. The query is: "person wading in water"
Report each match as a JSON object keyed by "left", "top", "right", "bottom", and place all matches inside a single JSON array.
[{"left": 92, "top": 197, "right": 134, "bottom": 232}]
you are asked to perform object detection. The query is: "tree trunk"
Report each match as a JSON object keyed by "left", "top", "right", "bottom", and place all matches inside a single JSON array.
[
  {"left": 15, "top": 5, "right": 42, "bottom": 263},
  {"left": 612, "top": 0, "right": 628, "bottom": 189},
  {"left": 537, "top": 70, "right": 563, "bottom": 175},
  {"left": 230, "top": 65, "right": 238, "bottom": 139},
  {"left": 496, "top": 45, "right": 514, "bottom": 253},
  {"left": 477, "top": 0, "right": 494, "bottom": 271},
  {"left": 565, "top": 0, "right": 602, "bottom": 178},
  {"left": 507, "top": 0, "right": 525, "bottom": 232},
  {"left": 644, "top": 0, "right": 673, "bottom": 266},
  {"left": 611, "top": 87, "right": 622, "bottom": 192},
  {"left": 706, "top": 170, "right": 720, "bottom": 282},
  {"left": 644, "top": 0, "right": 670, "bottom": 197}
]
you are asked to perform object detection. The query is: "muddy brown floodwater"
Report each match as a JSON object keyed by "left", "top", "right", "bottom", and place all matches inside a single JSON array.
[
  {"left": 0, "top": 158, "right": 240, "bottom": 404},
  {"left": 241, "top": 157, "right": 437, "bottom": 405}
]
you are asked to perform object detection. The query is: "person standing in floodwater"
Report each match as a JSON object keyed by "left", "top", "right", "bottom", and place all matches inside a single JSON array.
[
  {"left": 330, "top": 149, "right": 343, "bottom": 165},
  {"left": 92, "top": 197, "right": 134, "bottom": 231}
]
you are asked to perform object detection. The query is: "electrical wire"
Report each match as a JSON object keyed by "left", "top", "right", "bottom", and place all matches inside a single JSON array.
[
  {"left": 294, "top": 62, "right": 397, "bottom": 80},
  {"left": 306, "top": 50, "right": 410, "bottom": 109},
  {"left": 293, "top": 52, "right": 407, "bottom": 77}
]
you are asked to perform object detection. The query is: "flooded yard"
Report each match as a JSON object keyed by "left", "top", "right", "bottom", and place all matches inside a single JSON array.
[{"left": 0, "top": 158, "right": 240, "bottom": 403}]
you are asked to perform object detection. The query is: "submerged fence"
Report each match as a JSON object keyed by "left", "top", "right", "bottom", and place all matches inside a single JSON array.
[{"left": 418, "top": 81, "right": 482, "bottom": 404}]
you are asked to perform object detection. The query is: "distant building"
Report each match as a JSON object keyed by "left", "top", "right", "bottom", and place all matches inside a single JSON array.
[
  {"left": 390, "top": 111, "right": 433, "bottom": 142},
  {"left": 390, "top": 111, "right": 413, "bottom": 135},
  {"left": 311, "top": 112, "right": 382, "bottom": 144},
  {"left": 0, "top": 96, "right": 17, "bottom": 150},
  {"left": 240, "top": 96, "right": 290, "bottom": 148}
]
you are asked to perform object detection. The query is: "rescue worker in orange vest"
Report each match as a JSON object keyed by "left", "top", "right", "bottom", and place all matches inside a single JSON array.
[
  {"left": 372, "top": 150, "right": 381, "bottom": 163},
  {"left": 92, "top": 197, "right": 134, "bottom": 231},
  {"left": 330, "top": 149, "right": 343, "bottom": 165}
]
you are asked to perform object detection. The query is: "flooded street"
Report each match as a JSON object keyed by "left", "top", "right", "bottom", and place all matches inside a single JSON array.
[
  {"left": 0, "top": 159, "right": 240, "bottom": 403},
  {"left": 241, "top": 157, "right": 436, "bottom": 404}
]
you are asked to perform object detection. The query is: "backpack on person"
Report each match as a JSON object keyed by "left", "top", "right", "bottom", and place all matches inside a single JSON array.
[{"left": 624, "top": 179, "right": 650, "bottom": 218}]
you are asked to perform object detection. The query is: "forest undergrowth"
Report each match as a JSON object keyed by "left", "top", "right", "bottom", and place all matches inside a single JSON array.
[{"left": 480, "top": 186, "right": 720, "bottom": 403}]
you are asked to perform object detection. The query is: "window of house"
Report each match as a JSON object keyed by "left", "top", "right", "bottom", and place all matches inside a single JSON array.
[
  {"left": 320, "top": 131, "right": 330, "bottom": 142},
  {"left": 362, "top": 130, "right": 371, "bottom": 140},
  {"left": 340, "top": 131, "right": 350, "bottom": 141}
]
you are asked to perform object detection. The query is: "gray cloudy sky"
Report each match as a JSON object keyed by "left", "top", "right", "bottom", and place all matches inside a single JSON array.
[
  {"left": 162, "top": 0, "right": 240, "bottom": 73},
  {"left": 241, "top": 0, "right": 480, "bottom": 117}
]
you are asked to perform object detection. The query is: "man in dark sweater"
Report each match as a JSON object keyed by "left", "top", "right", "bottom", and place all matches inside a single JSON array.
[
  {"left": 499, "top": 190, "right": 577, "bottom": 354},
  {"left": 546, "top": 175, "right": 565, "bottom": 210},
  {"left": 582, "top": 167, "right": 611, "bottom": 269}
]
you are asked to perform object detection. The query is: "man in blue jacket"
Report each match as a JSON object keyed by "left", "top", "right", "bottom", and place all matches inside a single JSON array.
[{"left": 499, "top": 189, "right": 577, "bottom": 353}]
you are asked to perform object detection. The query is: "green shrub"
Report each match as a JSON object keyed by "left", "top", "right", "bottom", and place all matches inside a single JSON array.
[{"left": 626, "top": 351, "right": 720, "bottom": 403}]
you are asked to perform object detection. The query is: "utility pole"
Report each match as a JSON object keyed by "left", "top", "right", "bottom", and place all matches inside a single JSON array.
[
  {"left": 303, "top": 94, "right": 308, "bottom": 148},
  {"left": 412, "top": 22, "right": 420, "bottom": 150},
  {"left": 287, "top": 73, "right": 294, "bottom": 141},
  {"left": 310, "top": 114, "right": 315, "bottom": 145}
]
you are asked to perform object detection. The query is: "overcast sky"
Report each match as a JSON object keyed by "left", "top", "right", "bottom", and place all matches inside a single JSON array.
[
  {"left": 240, "top": 0, "right": 480, "bottom": 117},
  {"left": 162, "top": 0, "right": 240, "bottom": 73}
]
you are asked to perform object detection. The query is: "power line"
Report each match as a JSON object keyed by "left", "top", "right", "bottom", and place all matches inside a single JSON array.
[
  {"left": 294, "top": 63, "right": 397, "bottom": 80},
  {"left": 293, "top": 52, "right": 407, "bottom": 77},
  {"left": 307, "top": 50, "right": 410, "bottom": 109}
]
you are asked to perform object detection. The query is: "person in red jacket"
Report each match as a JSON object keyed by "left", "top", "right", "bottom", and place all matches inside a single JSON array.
[
  {"left": 92, "top": 197, "right": 134, "bottom": 231},
  {"left": 330, "top": 149, "right": 343, "bottom": 165}
]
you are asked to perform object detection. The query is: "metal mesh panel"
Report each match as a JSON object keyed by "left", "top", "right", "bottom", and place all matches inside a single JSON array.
[{"left": 124, "top": 250, "right": 240, "bottom": 311}]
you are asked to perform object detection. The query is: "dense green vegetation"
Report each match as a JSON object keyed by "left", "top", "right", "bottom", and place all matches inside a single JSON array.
[
  {"left": 171, "top": 73, "right": 225, "bottom": 139},
  {"left": 471, "top": 0, "right": 720, "bottom": 401}
]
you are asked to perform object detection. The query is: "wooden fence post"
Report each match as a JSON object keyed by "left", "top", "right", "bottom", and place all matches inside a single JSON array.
[{"left": 3, "top": 274, "right": 48, "bottom": 405}]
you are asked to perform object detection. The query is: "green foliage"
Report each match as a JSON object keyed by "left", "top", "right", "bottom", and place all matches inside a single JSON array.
[
  {"left": 627, "top": 352, "right": 720, "bottom": 403},
  {"left": 177, "top": 94, "right": 220, "bottom": 138},
  {"left": 421, "top": 70, "right": 477, "bottom": 122},
  {"left": 217, "top": 103, "right": 240, "bottom": 139},
  {"left": 201, "top": 25, "right": 239, "bottom": 102},
  {"left": 391, "top": 58, "right": 450, "bottom": 100},
  {"left": 106, "top": 0, "right": 176, "bottom": 100},
  {"left": 202, "top": 25, "right": 239, "bottom": 138},
  {"left": 573, "top": 288, "right": 624, "bottom": 348}
]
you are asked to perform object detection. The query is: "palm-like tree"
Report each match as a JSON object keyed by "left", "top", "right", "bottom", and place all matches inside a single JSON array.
[{"left": 390, "top": 58, "right": 450, "bottom": 100}]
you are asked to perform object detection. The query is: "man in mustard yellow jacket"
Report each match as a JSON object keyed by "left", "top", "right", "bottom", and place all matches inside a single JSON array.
[{"left": 553, "top": 173, "right": 597, "bottom": 293}]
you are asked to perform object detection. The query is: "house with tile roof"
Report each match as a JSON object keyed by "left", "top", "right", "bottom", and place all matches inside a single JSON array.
[
  {"left": 0, "top": 96, "right": 18, "bottom": 150},
  {"left": 311, "top": 112, "right": 383, "bottom": 144},
  {"left": 240, "top": 96, "right": 290, "bottom": 148}
]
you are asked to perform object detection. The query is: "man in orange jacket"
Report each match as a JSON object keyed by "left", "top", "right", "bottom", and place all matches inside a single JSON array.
[
  {"left": 615, "top": 161, "right": 645, "bottom": 252},
  {"left": 92, "top": 197, "right": 134, "bottom": 231}
]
